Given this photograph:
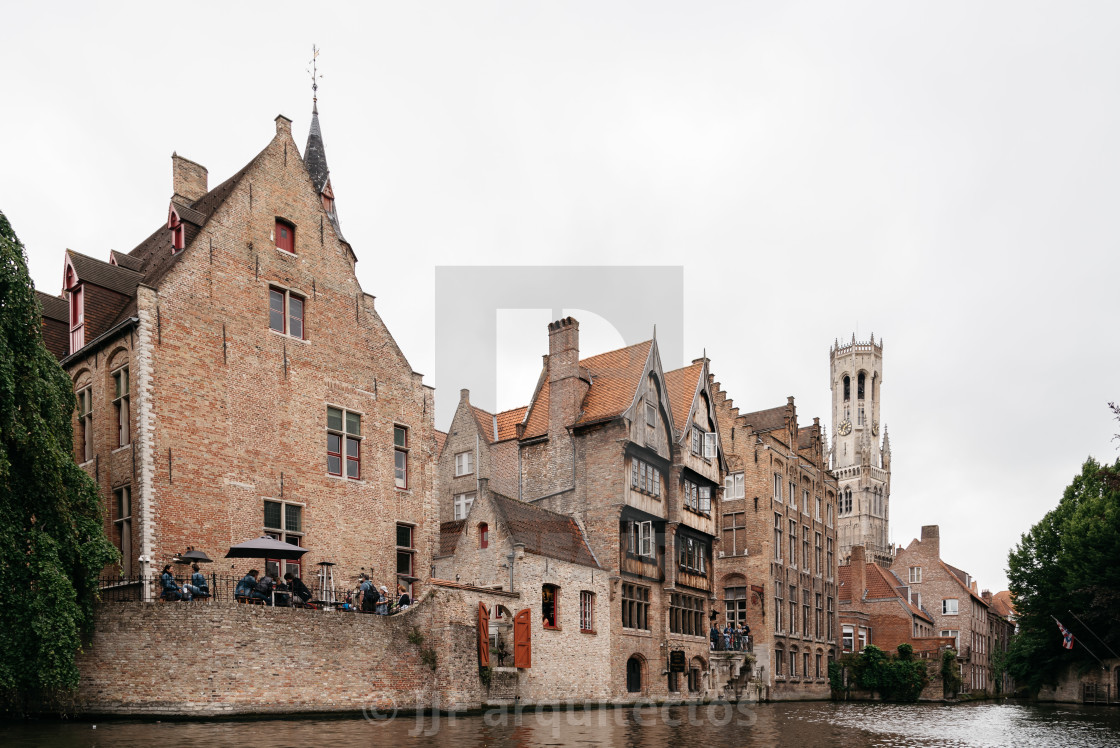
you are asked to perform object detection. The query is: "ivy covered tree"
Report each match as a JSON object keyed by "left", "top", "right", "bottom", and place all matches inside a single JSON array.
[
  {"left": 1006, "top": 455, "right": 1120, "bottom": 693},
  {"left": 0, "top": 211, "right": 117, "bottom": 701}
]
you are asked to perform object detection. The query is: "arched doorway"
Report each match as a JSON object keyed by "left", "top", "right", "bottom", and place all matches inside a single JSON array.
[{"left": 626, "top": 655, "right": 643, "bottom": 693}]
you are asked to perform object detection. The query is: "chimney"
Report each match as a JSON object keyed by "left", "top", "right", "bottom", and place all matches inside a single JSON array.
[
  {"left": 982, "top": 590, "right": 992, "bottom": 605},
  {"left": 275, "top": 114, "right": 292, "bottom": 137},
  {"left": 460, "top": 388, "right": 470, "bottom": 403},
  {"left": 920, "top": 525, "right": 940, "bottom": 558},
  {"left": 171, "top": 153, "right": 208, "bottom": 205},
  {"left": 546, "top": 317, "right": 585, "bottom": 435},
  {"left": 851, "top": 545, "right": 867, "bottom": 602}
]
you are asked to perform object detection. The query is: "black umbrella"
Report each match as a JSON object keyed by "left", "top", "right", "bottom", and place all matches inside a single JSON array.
[
  {"left": 225, "top": 536, "right": 308, "bottom": 561},
  {"left": 182, "top": 549, "right": 213, "bottom": 563}
]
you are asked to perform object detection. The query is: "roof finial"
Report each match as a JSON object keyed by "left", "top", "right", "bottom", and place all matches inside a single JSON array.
[{"left": 308, "top": 44, "right": 322, "bottom": 114}]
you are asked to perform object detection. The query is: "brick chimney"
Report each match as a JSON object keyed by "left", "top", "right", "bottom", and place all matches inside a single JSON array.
[
  {"left": 982, "top": 590, "right": 993, "bottom": 606},
  {"left": 851, "top": 545, "right": 867, "bottom": 601},
  {"left": 920, "top": 525, "right": 940, "bottom": 558},
  {"left": 547, "top": 317, "right": 586, "bottom": 435},
  {"left": 171, "top": 152, "right": 208, "bottom": 206}
]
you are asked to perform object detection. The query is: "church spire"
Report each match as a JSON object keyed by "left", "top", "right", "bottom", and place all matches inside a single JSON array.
[{"left": 303, "top": 45, "right": 342, "bottom": 237}]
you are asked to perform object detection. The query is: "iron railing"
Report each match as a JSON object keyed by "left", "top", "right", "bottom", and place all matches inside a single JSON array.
[{"left": 97, "top": 574, "right": 361, "bottom": 608}]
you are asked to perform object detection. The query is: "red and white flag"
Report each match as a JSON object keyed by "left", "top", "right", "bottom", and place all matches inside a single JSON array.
[{"left": 1056, "top": 619, "right": 1075, "bottom": 650}]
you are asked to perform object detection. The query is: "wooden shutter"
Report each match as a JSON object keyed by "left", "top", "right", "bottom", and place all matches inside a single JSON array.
[
  {"left": 478, "top": 602, "right": 490, "bottom": 668},
  {"left": 513, "top": 608, "right": 532, "bottom": 668}
]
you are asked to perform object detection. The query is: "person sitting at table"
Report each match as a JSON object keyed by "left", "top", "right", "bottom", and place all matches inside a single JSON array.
[
  {"left": 235, "top": 569, "right": 259, "bottom": 601},
  {"left": 284, "top": 572, "right": 312, "bottom": 605},
  {"left": 252, "top": 572, "right": 275, "bottom": 604},
  {"left": 273, "top": 577, "right": 292, "bottom": 607},
  {"left": 184, "top": 563, "right": 208, "bottom": 597},
  {"left": 160, "top": 564, "right": 190, "bottom": 601}
]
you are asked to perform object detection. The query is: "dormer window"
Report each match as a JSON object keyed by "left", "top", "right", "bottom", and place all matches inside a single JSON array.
[
  {"left": 321, "top": 181, "right": 335, "bottom": 214},
  {"left": 65, "top": 265, "right": 84, "bottom": 351},
  {"left": 168, "top": 208, "right": 184, "bottom": 252},
  {"left": 275, "top": 218, "right": 295, "bottom": 253}
]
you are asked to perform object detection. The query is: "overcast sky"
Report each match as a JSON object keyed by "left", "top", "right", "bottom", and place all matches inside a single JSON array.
[{"left": 4, "top": 2, "right": 1119, "bottom": 594}]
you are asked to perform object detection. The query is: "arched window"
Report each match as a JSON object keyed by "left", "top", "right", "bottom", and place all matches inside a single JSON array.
[
  {"left": 627, "top": 655, "right": 643, "bottom": 693},
  {"left": 479, "top": 522, "right": 489, "bottom": 549},
  {"left": 542, "top": 584, "right": 559, "bottom": 629},
  {"left": 843, "top": 375, "right": 851, "bottom": 401},
  {"left": 857, "top": 372, "right": 865, "bottom": 400}
]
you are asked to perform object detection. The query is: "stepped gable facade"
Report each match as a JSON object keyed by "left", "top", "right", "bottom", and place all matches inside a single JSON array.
[
  {"left": 710, "top": 383, "right": 840, "bottom": 700},
  {"left": 42, "top": 107, "right": 436, "bottom": 597}
]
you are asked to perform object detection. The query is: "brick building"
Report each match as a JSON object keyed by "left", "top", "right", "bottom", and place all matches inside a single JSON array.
[
  {"left": 838, "top": 544, "right": 935, "bottom": 655},
  {"left": 829, "top": 335, "right": 892, "bottom": 567},
  {"left": 37, "top": 104, "right": 437, "bottom": 598},
  {"left": 440, "top": 318, "right": 725, "bottom": 698},
  {"left": 432, "top": 482, "right": 612, "bottom": 701},
  {"left": 890, "top": 525, "right": 995, "bottom": 693},
  {"left": 710, "top": 385, "right": 839, "bottom": 700}
]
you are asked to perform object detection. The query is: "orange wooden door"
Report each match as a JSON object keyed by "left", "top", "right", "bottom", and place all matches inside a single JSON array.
[
  {"left": 478, "top": 602, "right": 490, "bottom": 668},
  {"left": 513, "top": 608, "right": 532, "bottom": 668}
]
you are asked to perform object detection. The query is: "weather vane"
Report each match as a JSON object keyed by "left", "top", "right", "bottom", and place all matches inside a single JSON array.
[{"left": 308, "top": 45, "right": 322, "bottom": 110}]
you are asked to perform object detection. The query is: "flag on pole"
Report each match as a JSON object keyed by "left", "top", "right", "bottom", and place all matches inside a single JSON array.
[{"left": 1056, "top": 619, "right": 1075, "bottom": 650}]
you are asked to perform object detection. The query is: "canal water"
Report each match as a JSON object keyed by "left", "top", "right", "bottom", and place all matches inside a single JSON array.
[{"left": 4, "top": 701, "right": 1119, "bottom": 747}]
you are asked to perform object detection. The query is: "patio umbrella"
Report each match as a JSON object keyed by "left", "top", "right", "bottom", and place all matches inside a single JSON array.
[
  {"left": 225, "top": 536, "right": 308, "bottom": 560},
  {"left": 181, "top": 549, "right": 213, "bottom": 563}
]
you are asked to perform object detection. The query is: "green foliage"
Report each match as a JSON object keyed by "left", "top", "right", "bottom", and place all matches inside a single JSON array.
[
  {"left": 1006, "top": 456, "right": 1120, "bottom": 693},
  {"left": 0, "top": 211, "right": 117, "bottom": 699},
  {"left": 420, "top": 648, "right": 437, "bottom": 671},
  {"left": 940, "top": 649, "right": 963, "bottom": 698},
  {"left": 479, "top": 663, "right": 493, "bottom": 687},
  {"left": 407, "top": 627, "right": 425, "bottom": 646},
  {"left": 830, "top": 645, "right": 928, "bottom": 702}
]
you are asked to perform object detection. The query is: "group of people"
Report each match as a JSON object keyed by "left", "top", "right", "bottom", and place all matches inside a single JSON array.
[
  {"left": 234, "top": 569, "right": 313, "bottom": 606},
  {"left": 710, "top": 620, "right": 751, "bottom": 652},
  {"left": 160, "top": 563, "right": 209, "bottom": 601},
  {"left": 357, "top": 574, "right": 411, "bottom": 615}
]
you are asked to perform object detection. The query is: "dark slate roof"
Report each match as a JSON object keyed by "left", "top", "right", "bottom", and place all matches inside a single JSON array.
[
  {"left": 304, "top": 106, "right": 330, "bottom": 194},
  {"left": 490, "top": 493, "right": 600, "bottom": 569},
  {"left": 36, "top": 291, "right": 67, "bottom": 323},
  {"left": 67, "top": 250, "right": 143, "bottom": 296},
  {"left": 740, "top": 404, "right": 787, "bottom": 433},
  {"left": 110, "top": 250, "right": 143, "bottom": 272},
  {"left": 439, "top": 520, "right": 464, "bottom": 557}
]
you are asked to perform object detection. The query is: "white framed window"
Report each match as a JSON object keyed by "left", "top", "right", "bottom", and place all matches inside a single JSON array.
[
  {"left": 683, "top": 480, "right": 711, "bottom": 514},
  {"left": 803, "top": 489, "right": 810, "bottom": 514},
  {"left": 703, "top": 432, "right": 716, "bottom": 460},
  {"left": 941, "top": 629, "right": 960, "bottom": 650},
  {"left": 454, "top": 450, "right": 474, "bottom": 477},
  {"left": 815, "top": 496, "right": 822, "bottom": 520},
  {"left": 453, "top": 492, "right": 475, "bottom": 520},
  {"left": 773, "top": 473, "right": 783, "bottom": 502},
  {"left": 630, "top": 458, "right": 661, "bottom": 498},
  {"left": 827, "top": 501, "right": 834, "bottom": 527},
  {"left": 626, "top": 520, "right": 654, "bottom": 558},
  {"left": 842, "top": 625, "right": 854, "bottom": 652},
  {"left": 580, "top": 590, "right": 595, "bottom": 632},
  {"left": 943, "top": 598, "right": 959, "bottom": 615},
  {"left": 724, "top": 472, "right": 744, "bottom": 500},
  {"left": 909, "top": 566, "right": 922, "bottom": 584}
]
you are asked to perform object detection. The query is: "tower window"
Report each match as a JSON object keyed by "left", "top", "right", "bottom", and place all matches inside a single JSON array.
[
  {"left": 857, "top": 372, "right": 865, "bottom": 399},
  {"left": 843, "top": 375, "right": 850, "bottom": 401}
]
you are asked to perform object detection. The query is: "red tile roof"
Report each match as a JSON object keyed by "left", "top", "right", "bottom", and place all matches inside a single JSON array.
[
  {"left": 664, "top": 362, "right": 704, "bottom": 431},
  {"left": 991, "top": 590, "right": 1015, "bottom": 619},
  {"left": 434, "top": 430, "right": 447, "bottom": 456},
  {"left": 438, "top": 520, "right": 464, "bottom": 557},
  {"left": 471, "top": 406, "right": 496, "bottom": 441},
  {"left": 839, "top": 561, "right": 932, "bottom": 623},
  {"left": 495, "top": 406, "right": 527, "bottom": 441},
  {"left": 490, "top": 493, "right": 600, "bottom": 569},
  {"left": 522, "top": 340, "right": 652, "bottom": 439}
]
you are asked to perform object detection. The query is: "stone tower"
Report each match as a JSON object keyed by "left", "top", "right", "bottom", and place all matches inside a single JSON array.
[{"left": 829, "top": 334, "right": 892, "bottom": 567}]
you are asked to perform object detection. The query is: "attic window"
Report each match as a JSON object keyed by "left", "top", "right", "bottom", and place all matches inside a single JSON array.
[
  {"left": 275, "top": 218, "right": 296, "bottom": 253},
  {"left": 479, "top": 522, "right": 489, "bottom": 549},
  {"left": 168, "top": 209, "right": 184, "bottom": 252}
]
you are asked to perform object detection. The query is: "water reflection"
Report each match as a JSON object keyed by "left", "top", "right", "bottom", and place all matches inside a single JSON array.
[{"left": 3, "top": 702, "right": 1119, "bottom": 748}]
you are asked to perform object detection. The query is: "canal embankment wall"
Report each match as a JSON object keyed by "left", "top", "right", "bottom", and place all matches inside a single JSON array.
[{"left": 69, "top": 589, "right": 490, "bottom": 717}]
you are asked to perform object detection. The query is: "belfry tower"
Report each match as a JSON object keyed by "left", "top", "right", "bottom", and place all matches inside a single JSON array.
[{"left": 829, "top": 334, "right": 892, "bottom": 566}]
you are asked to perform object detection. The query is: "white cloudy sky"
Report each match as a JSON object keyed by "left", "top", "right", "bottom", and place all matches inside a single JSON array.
[{"left": 4, "top": 2, "right": 1119, "bottom": 593}]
